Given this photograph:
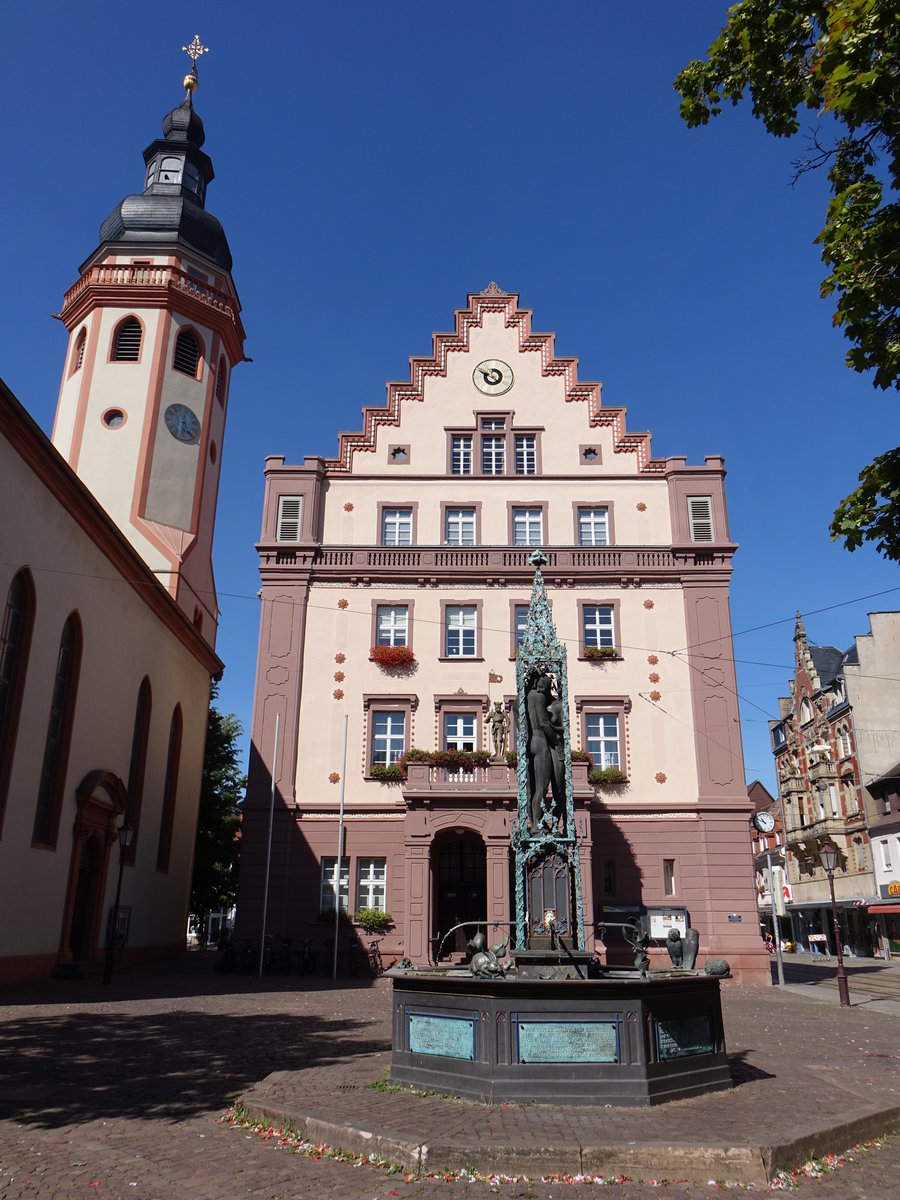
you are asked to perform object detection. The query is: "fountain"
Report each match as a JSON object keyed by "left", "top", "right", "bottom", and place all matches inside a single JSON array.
[{"left": 388, "top": 553, "right": 732, "bottom": 1106}]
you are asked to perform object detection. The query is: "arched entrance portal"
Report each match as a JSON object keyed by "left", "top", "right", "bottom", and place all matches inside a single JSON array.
[
  {"left": 68, "top": 836, "right": 102, "bottom": 961},
  {"left": 433, "top": 832, "right": 486, "bottom": 957},
  {"left": 57, "top": 770, "right": 126, "bottom": 968}
]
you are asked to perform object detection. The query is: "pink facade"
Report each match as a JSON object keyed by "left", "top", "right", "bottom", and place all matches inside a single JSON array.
[{"left": 237, "top": 286, "right": 769, "bottom": 985}]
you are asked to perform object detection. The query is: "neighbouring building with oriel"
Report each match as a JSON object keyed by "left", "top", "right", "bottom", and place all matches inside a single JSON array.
[
  {"left": 769, "top": 611, "right": 900, "bottom": 957},
  {"left": 236, "top": 285, "right": 768, "bottom": 984}
]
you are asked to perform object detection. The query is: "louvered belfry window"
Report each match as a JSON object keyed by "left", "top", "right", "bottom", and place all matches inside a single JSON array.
[
  {"left": 687, "top": 496, "right": 715, "bottom": 542},
  {"left": 113, "top": 318, "right": 142, "bottom": 362},
  {"left": 215, "top": 356, "right": 227, "bottom": 405},
  {"left": 276, "top": 496, "right": 303, "bottom": 541},
  {"left": 173, "top": 329, "right": 201, "bottom": 377},
  {"left": 73, "top": 330, "right": 86, "bottom": 372}
]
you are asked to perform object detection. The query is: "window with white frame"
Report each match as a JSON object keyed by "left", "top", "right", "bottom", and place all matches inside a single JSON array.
[
  {"left": 445, "top": 508, "right": 476, "bottom": 546},
  {"left": 276, "top": 495, "right": 303, "bottom": 541},
  {"left": 357, "top": 858, "right": 386, "bottom": 911},
  {"left": 371, "top": 711, "right": 406, "bottom": 766},
  {"left": 578, "top": 507, "right": 609, "bottom": 546},
  {"left": 583, "top": 605, "right": 615, "bottom": 651},
  {"left": 450, "top": 435, "right": 473, "bottom": 475},
  {"left": 320, "top": 857, "right": 350, "bottom": 913},
  {"left": 375, "top": 605, "right": 408, "bottom": 646},
  {"left": 381, "top": 508, "right": 412, "bottom": 546},
  {"left": 687, "top": 496, "right": 714, "bottom": 542},
  {"left": 663, "top": 859, "right": 677, "bottom": 896},
  {"left": 444, "top": 712, "right": 476, "bottom": 751},
  {"left": 585, "top": 712, "right": 620, "bottom": 767},
  {"left": 512, "top": 507, "right": 543, "bottom": 546},
  {"left": 482, "top": 434, "right": 506, "bottom": 475},
  {"left": 880, "top": 839, "right": 892, "bottom": 871},
  {"left": 515, "top": 434, "right": 537, "bottom": 476},
  {"left": 829, "top": 784, "right": 839, "bottom": 818},
  {"left": 514, "top": 604, "right": 529, "bottom": 650},
  {"left": 446, "top": 606, "right": 476, "bottom": 657}
]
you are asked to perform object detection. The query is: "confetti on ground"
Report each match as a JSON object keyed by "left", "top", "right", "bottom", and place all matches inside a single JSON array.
[{"left": 220, "top": 1107, "right": 898, "bottom": 1192}]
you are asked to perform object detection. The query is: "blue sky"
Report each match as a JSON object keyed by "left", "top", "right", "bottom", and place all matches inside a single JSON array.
[{"left": 2, "top": 2, "right": 896, "bottom": 793}]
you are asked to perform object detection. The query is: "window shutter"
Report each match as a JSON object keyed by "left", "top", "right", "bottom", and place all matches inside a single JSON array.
[
  {"left": 173, "top": 330, "right": 201, "bottom": 377},
  {"left": 277, "top": 496, "right": 302, "bottom": 541},
  {"left": 687, "top": 496, "right": 714, "bottom": 542},
  {"left": 113, "top": 319, "right": 142, "bottom": 362}
]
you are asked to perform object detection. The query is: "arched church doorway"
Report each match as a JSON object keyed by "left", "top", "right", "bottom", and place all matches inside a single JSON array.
[
  {"left": 434, "top": 832, "right": 486, "bottom": 956},
  {"left": 57, "top": 770, "right": 126, "bottom": 969},
  {"left": 68, "top": 835, "right": 102, "bottom": 962}
]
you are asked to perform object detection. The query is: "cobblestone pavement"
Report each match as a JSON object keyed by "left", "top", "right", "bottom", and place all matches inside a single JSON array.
[{"left": 0, "top": 955, "right": 898, "bottom": 1199}]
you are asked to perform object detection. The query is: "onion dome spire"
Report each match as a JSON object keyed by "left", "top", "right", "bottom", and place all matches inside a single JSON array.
[{"left": 94, "top": 35, "right": 233, "bottom": 270}]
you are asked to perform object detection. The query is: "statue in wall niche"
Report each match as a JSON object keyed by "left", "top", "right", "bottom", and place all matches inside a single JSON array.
[
  {"left": 808, "top": 737, "right": 831, "bottom": 764},
  {"left": 489, "top": 700, "right": 511, "bottom": 761}
]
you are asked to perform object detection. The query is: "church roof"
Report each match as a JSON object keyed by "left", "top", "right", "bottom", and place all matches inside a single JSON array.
[{"left": 94, "top": 93, "right": 232, "bottom": 270}]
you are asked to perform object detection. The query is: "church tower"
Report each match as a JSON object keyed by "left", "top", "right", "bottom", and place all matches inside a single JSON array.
[{"left": 52, "top": 39, "right": 245, "bottom": 648}]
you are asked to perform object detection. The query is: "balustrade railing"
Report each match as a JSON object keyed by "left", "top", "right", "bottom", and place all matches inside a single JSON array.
[
  {"left": 304, "top": 545, "right": 696, "bottom": 573},
  {"left": 63, "top": 262, "right": 241, "bottom": 326}
]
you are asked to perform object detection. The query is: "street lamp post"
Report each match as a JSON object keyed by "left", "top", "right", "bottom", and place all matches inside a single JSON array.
[
  {"left": 818, "top": 841, "right": 851, "bottom": 1008},
  {"left": 103, "top": 817, "right": 133, "bottom": 986}
]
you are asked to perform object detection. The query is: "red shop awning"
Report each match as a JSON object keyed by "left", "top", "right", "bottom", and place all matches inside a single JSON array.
[{"left": 868, "top": 904, "right": 900, "bottom": 915}]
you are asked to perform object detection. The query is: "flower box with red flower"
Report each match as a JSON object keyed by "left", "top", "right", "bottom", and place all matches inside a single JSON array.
[{"left": 370, "top": 644, "right": 416, "bottom": 670}]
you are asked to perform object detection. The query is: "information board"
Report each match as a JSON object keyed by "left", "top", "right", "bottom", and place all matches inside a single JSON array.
[
  {"left": 655, "top": 1015, "right": 713, "bottom": 1060},
  {"left": 408, "top": 1012, "right": 476, "bottom": 1060},
  {"left": 517, "top": 1020, "right": 618, "bottom": 1063},
  {"left": 646, "top": 907, "right": 688, "bottom": 939}
]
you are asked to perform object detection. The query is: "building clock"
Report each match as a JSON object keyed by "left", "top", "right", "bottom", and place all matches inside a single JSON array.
[
  {"left": 164, "top": 403, "right": 201, "bottom": 444},
  {"left": 473, "top": 359, "right": 514, "bottom": 396},
  {"left": 752, "top": 811, "right": 776, "bottom": 834}
]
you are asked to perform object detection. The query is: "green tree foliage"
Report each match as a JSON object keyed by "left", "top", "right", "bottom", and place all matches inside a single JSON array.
[
  {"left": 675, "top": 1, "right": 900, "bottom": 558},
  {"left": 190, "top": 692, "right": 245, "bottom": 945},
  {"left": 830, "top": 446, "right": 900, "bottom": 559}
]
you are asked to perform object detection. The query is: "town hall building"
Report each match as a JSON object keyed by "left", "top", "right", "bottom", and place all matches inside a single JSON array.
[{"left": 236, "top": 286, "right": 768, "bottom": 984}]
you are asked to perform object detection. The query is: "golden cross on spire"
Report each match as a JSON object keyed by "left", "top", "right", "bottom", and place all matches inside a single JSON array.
[{"left": 181, "top": 35, "right": 209, "bottom": 94}]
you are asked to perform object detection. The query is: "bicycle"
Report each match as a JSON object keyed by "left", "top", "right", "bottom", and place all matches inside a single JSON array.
[{"left": 367, "top": 938, "right": 384, "bottom": 977}]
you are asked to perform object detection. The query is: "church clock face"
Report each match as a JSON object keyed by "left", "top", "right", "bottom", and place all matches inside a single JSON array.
[
  {"left": 473, "top": 359, "right": 514, "bottom": 396},
  {"left": 164, "top": 403, "right": 201, "bottom": 444}
]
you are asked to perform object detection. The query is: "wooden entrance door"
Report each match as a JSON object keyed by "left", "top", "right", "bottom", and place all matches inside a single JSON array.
[{"left": 434, "top": 834, "right": 486, "bottom": 956}]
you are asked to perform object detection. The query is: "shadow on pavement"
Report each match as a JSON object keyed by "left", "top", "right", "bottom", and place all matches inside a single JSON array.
[
  {"left": 727, "top": 1050, "right": 775, "bottom": 1084},
  {"left": 0, "top": 950, "right": 379, "bottom": 1009},
  {"left": 0, "top": 1007, "right": 385, "bottom": 1129}
]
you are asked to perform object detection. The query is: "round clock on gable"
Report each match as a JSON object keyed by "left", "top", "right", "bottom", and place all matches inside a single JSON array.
[
  {"left": 164, "top": 403, "right": 201, "bottom": 444},
  {"left": 473, "top": 358, "right": 514, "bottom": 396}
]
